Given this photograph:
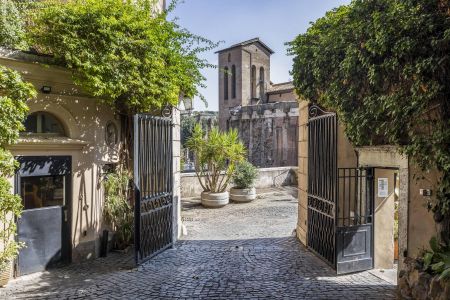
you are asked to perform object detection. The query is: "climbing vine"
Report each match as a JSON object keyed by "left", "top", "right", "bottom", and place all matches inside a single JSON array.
[
  {"left": 0, "top": 66, "right": 36, "bottom": 270},
  {"left": 27, "top": 0, "right": 216, "bottom": 114},
  {"left": 289, "top": 0, "right": 450, "bottom": 227}
]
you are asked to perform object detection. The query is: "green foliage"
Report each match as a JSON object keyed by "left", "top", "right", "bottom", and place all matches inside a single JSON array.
[
  {"left": 28, "top": 0, "right": 216, "bottom": 113},
  {"left": 0, "top": 66, "right": 35, "bottom": 147},
  {"left": 186, "top": 124, "right": 246, "bottom": 193},
  {"left": 289, "top": 0, "right": 450, "bottom": 216},
  {"left": 0, "top": 0, "right": 28, "bottom": 49},
  {"left": 232, "top": 160, "right": 258, "bottom": 189},
  {"left": 0, "top": 66, "right": 35, "bottom": 271},
  {"left": 102, "top": 168, "right": 133, "bottom": 250},
  {"left": 422, "top": 237, "right": 450, "bottom": 281}
]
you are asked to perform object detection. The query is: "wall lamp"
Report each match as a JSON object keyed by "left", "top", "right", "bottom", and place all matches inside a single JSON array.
[{"left": 41, "top": 86, "right": 52, "bottom": 94}]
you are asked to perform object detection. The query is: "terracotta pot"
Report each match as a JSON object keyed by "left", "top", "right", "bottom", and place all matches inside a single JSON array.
[
  {"left": 201, "top": 191, "right": 229, "bottom": 208},
  {"left": 230, "top": 187, "right": 256, "bottom": 203},
  {"left": 0, "top": 262, "right": 12, "bottom": 287}
]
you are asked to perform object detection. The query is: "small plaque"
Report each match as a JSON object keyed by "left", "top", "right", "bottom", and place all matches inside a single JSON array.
[{"left": 378, "top": 178, "right": 389, "bottom": 198}]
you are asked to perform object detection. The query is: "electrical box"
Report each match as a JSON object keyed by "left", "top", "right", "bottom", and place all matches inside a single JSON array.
[{"left": 420, "top": 189, "right": 432, "bottom": 196}]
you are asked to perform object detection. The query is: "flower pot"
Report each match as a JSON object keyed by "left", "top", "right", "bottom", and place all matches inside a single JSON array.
[
  {"left": 230, "top": 187, "right": 256, "bottom": 203},
  {"left": 0, "top": 261, "right": 12, "bottom": 287},
  {"left": 201, "top": 191, "right": 229, "bottom": 208}
]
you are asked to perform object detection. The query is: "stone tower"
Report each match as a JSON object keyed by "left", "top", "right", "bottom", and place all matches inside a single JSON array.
[{"left": 217, "top": 38, "right": 274, "bottom": 130}]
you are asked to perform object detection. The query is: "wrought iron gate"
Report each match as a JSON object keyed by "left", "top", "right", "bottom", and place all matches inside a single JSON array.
[
  {"left": 307, "top": 105, "right": 374, "bottom": 274},
  {"left": 307, "top": 105, "right": 337, "bottom": 266},
  {"left": 134, "top": 114, "right": 173, "bottom": 264}
]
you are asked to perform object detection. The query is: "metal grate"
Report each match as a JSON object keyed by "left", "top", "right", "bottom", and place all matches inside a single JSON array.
[
  {"left": 307, "top": 105, "right": 337, "bottom": 267},
  {"left": 133, "top": 114, "right": 173, "bottom": 264}
]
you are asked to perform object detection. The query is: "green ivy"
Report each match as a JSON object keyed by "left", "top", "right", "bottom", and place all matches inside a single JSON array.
[
  {"left": 289, "top": 0, "right": 450, "bottom": 218},
  {"left": 0, "top": 0, "right": 28, "bottom": 50},
  {"left": 28, "top": 0, "right": 216, "bottom": 113}
]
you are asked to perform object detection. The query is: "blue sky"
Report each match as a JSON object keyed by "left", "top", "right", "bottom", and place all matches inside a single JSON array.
[{"left": 169, "top": 0, "right": 351, "bottom": 111}]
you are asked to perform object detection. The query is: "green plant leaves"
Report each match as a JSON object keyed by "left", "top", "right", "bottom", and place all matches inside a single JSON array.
[
  {"left": 186, "top": 124, "right": 246, "bottom": 193},
  {"left": 28, "top": 0, "right": 217, "bottom": 113}
]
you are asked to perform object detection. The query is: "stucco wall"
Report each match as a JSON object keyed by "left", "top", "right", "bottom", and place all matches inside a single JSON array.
[
  {"left": 2, "top": 56, "right": 120, "bottom": 262},
  {"left": 180, "top": 166, "right": 297, "bottom": 199},
  {"left": 407, "top": 164, "right": 439, "bottom": 258},
  {"left": 2, "top": 53, "right": 182, "bottom": 263},
  {"left": 374, "top": 168, "right": 396, "bottom": 269}
]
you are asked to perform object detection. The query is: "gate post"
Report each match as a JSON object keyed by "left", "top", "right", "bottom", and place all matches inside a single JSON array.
[
  {"left": 172, "top": 107, "right": 181, "bottom": 243},
  {"left": 297, "top": 100, "right": 309, "bottom": 246}
]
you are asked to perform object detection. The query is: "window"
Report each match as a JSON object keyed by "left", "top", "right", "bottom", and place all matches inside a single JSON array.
[
  {"left": 21, "top": 175, "right": 65, "bottom": 209},
  {"left": 224, "top": 67, "right": 229, "bottom": 100},
  {"left": 22, "top": 112, "right": 65, "bottom": 136},
  {"left": 251, "top": 65, "right": 256, "bottom": 99},
  {"left": 228, "top": 53, "right": 231, "bottom": 62},
  {"left": 231, "top": 65, "right": 236, "bottom": 99},
  {"left": 259, "top": 67, "right": 265, "bottom": 101}
]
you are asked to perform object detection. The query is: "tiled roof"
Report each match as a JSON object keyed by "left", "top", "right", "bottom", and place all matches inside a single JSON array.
[
  {"left": 215, "top": 38, "right": 275, "bottom": 54},
  {"left": 267, "top": 81, "right": 295, "bottom": 94}
]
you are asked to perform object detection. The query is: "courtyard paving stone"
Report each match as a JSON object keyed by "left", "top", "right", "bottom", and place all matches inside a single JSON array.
[{"left": 1, "top": 187, "right": 397, "bottom": 299}]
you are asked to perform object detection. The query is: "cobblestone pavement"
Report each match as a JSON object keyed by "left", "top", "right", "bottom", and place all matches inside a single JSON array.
[{"left": 1, "top": 187, "right": 397, "bottom": 299}]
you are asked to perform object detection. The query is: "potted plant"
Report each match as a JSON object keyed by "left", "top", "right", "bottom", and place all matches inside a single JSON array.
[
  {"left": 230, "top": 160, "right": 258, "bottom": 203},
  {"left": 0, "top": 151, "right": 25, "bottom": 286},
  {"left": 186, "top": 124, "right": 245, "bottom": 208}
]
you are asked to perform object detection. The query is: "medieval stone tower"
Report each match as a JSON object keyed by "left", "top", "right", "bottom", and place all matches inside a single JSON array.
[
  {"left": 216, "top": 38, "right": 299, "bottom": 168},
  {"left": 217, "top": 38, "right": 274, "bottom": 130}
]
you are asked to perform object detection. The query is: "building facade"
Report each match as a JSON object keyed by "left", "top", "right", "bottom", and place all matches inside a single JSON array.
[{"left": 217, "top": 38, "right": 298, "bottom": 167}]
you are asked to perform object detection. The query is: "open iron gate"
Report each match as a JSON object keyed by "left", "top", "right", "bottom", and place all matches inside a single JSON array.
[
  {"left": 307, "top": 104, "right": 374, "bottom": 274},
  {"left": 133, "top": 114, "right": 173, "bottom": 264}
]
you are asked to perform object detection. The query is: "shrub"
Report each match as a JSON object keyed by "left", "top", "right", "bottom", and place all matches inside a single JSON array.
[
  {"left": 0, "top": 66, "right": 36, "bottom": 271},
  {"left": 102, "top": 168, "right": 133, "bottom": 250},
  {"left": 232, "top": 161, "right": 258, "bottom": 189},
  {"left": 186, "top": 124, "right": 246, "bottom": 193},
  {"left": 422, "top": 237, "right": 450, "bottom": 281}
]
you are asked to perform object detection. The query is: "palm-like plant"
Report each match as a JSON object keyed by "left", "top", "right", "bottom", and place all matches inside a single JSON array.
[{"left": 186, "top": 124, "right": 245, "bottom": 193}]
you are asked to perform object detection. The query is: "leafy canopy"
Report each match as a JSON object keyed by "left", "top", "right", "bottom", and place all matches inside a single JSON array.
[
  {"left": 29, "top": 0, "right": 215, "bottom": 113},
  {"left": 288, "top": 0, "right": 450, "bottom": 216},
  {"left": 0, "top": 0, "right": 27, "bottom": 50},
  {"left": 186, "top": 125, "right": 246, "bottom": 193}
]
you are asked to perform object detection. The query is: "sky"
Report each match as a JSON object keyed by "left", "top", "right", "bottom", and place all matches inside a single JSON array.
[{"left": 169, "top": 0, "right": 351, "bottom": 111}]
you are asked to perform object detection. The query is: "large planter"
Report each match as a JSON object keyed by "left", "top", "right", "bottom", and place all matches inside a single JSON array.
[
  {"left": 230, "top": 187, "right": 256, "bottom": 203},
  {"left": 0, "top": 261, "right": 12, "bottom": 287},
  {"left": 201, "top": 191, "right": 229, "bottom": 208}
]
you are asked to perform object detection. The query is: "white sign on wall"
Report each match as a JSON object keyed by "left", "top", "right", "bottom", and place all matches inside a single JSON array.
[{"left": 378, "top": 178, "right": 389, "bottom": 198}]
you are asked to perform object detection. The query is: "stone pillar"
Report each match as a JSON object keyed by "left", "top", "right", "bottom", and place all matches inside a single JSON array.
[
  {"left": 172, "top": 108, "right": 181, "bottom": 241},
  {"left": 297, "top": 100, "right": 309, "bottom": 246}
]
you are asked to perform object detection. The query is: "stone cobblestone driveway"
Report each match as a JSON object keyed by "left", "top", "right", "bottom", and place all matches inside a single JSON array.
[{"left": 1, "top": 187, "right": 397, "bottom": 299}]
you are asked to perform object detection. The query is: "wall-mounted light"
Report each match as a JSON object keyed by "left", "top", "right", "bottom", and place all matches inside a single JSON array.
[{"left": 41, "top": 86, "right": 52, "bottom": 94}]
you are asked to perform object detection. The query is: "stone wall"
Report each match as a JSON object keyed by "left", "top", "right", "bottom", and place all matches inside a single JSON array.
[
  {"left": 228, "top": 101, "right": 298, "bottom": 168},
  {"left": 180, "top": 166, "right": 297, "bottom": 199}
]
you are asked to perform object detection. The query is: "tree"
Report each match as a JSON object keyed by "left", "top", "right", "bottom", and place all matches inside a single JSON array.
[
  {"left": 289, "top": 0, "right": 450, "bottom": 230},
  {"left": 28, "top": 0, "right": 215, "bottom": 113},
  {"left": 0, "top": 0, "right": 27, "bottom": 50}
]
